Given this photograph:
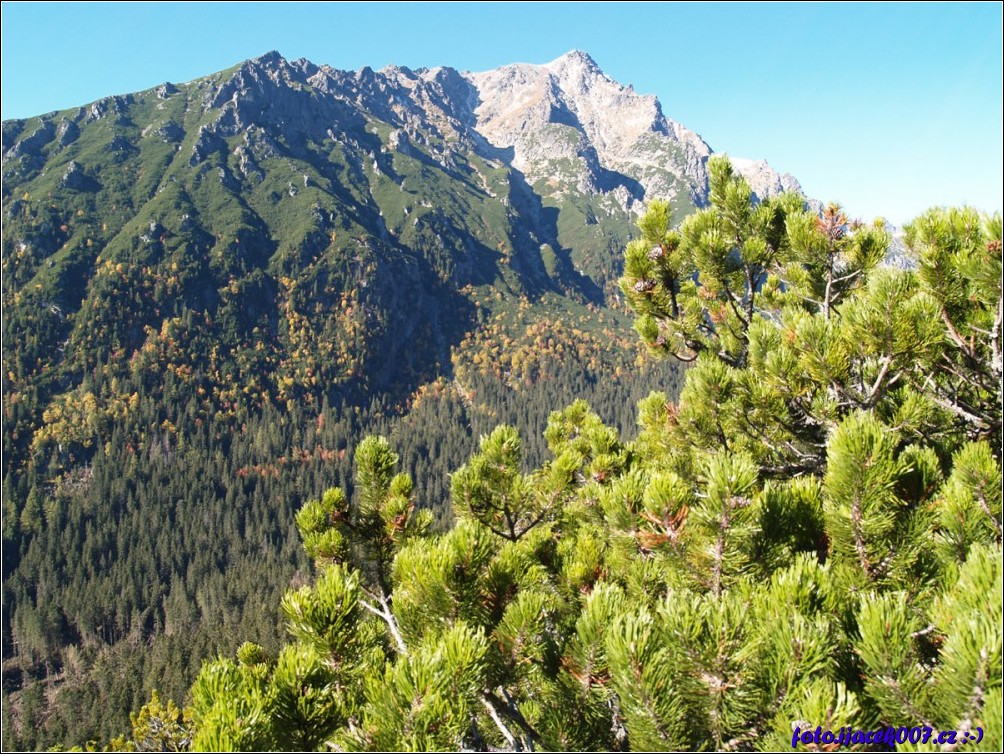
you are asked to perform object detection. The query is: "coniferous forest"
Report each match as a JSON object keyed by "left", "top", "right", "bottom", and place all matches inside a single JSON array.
[
  {"left": 1, "top": 49, "right": 1001, "bottom": 753},
  {"left": 158, "top": 170, "right": 1004, "bottom": 752}
]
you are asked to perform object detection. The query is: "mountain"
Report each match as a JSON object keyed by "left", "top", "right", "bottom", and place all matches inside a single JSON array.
[
  {"left": 467, "top": 51, "right": 710, "bottom": 205},
  {"left": 2, "top": 49, "right": 807, "bottom": 295},
  {"left": 1, "top": 50, "right": 811, "bottom": 749}
]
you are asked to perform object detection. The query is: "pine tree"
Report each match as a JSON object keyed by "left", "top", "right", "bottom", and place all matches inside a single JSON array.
[
  {"left": 906, "top": 207, "right": 1002, "bottom": 446},
  {"left": 169, "top": 195, "right": 1001, "bottom": 752}
]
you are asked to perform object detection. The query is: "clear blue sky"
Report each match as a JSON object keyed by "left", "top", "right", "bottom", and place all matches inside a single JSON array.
[{"left": 2, "top": 2, "right": 1001, "bottom": 225}]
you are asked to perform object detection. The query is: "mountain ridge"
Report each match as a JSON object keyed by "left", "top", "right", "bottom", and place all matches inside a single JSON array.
[
  {"left": 1, "top": 49, "right": 810, "bottom": 749},
  {"left": 1, "top": 48, "right": 821, "bottom": 441},
  {"left": 3, "top": 48, "right": 808, "bottom": 216},
  {"left": 1, "top": 47, "right": 822, "bottom": 473}
]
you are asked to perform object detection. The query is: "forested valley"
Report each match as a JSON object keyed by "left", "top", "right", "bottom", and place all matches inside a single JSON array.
[
  {"left": 3, "top": 331, "right": 679, "bottom": 749},
  {"left": 1, "top": 49, "right": 1000, "bottom": 751},
  {"left": 148, "top": 167, "right": 1000, "bottom": 752}
]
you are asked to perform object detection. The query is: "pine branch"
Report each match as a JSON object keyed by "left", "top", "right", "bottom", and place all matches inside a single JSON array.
[
  {"left": 481, "top": 689, "right": 542, "bottom": 751},
  {"left": 863, "top": 356, "right": 903, "bottom": 407},
  {"left": 942, "top": 308, "right": 975, "bottom": 361},
  {"left": 831, "top": 268, "right": 863, "bottom": 285},
  {"left": 478, "top": 518, "right": 521, "bottom": 542},
  {"left": 710, "top": 497, "right": 747, "bottom": 598},
  {"left": 503, "top": 500, "right": 517, "bottom": 541},
  {"left": 608, "top": 696, "right": 629, "bottom": 751},
  {"left": 627, "top": 656, "right": 674, "bottom": 745},
  {"left": 714, "top": 415, "right": 731, "bottom": 454},
  {"left": 663, "top": 260, "right": 681, "bottom": 319},
  {"left": 830, "top": 379, "right": 865, "bottom": 412},
  {"left": 712, "top": 525, "right": 726, "bottom": 598},
  {"left": 744, "top": 263, "right": 762, "bottom": 327},
  {"left": 992, "top": 289, "right": 1003, "bottom": 378},
  {"left": 737, "top": 410, "right": 822, "bottom": 474},
  {"left": 850, "top": 487, "right": 872, "bottom": 580},
  {"left": 878, "top": 676, "right": 935, "bottom": 730},
  {"left": 779, "top": 397, "right": 830, "bottom": 438},
  {"left": 959, "top": 647, "right": 991, "bottom": 730},
  {"left": 976, "top": 489, "right": 1002, "bottom": 539},
  {"left": 823, "top": 253, "right": 835, "bottom": 320},
  {"left": 760, "top": 459, "right": 822, "bottom": 477},
  {"left": 922, "top": 375, "right": 992, "bottom": 430},
  {"left": 795, "top": 292, "right": 825, "bottom": 311},
  {"left": 481, "top": 695, "right": 520, "bottom": 750},
  {"left": 695, "top": 319, "right": 719, "bottom": 340},
  {"left": 720, "top": 278, "right": 750, "bottom": 329},
  {"left": 359, "top": 590, "right": 408, "bottom": 657},
  {"left": 464, "top": 719, "right": 487, "bottom": 752},
  {"left": 715, "top": 349, "right": 742, "bottom": 369},
  {"left": 521, "top": 486, "right": 567, "bottom": 538},
  {"left": 937, "top": 358, "right": 991, "bottom": 393},
  {"left": 498, "top": 687, "right": 543, "bottom": 746}
]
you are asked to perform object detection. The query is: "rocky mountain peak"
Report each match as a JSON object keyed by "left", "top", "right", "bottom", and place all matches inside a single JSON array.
[
  {"left": 179, "top": 48, "right": 808, "bottom": 216},
  {"left": 5, "top": 48, "right": 813, "bottom": 229},
  {"left": 463, "top": 51, "right": 713, "bottom": 209},
  {"left": 550, "top": 49, "right": 600, "bottom": 66},
  {"left": 230, "top": 50, "right": 307, "bottom": 88},
  {"left": 725, "top": 156, "right": 820, "bottom": 211},
  {"left": 249, "top": 49, "right": 287, "bottom": 69},
  {"left": 544, "top": 49, "right": 604, "bottom": 79}
]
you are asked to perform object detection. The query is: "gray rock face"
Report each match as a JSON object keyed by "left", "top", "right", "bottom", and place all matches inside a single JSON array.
[
  {"left": 725, "top": 156, "right": 822, "bottom": 211},
  {"left": 188, "top": 50, "right": 809, "bottom": 216},
  {"left": 57, "top": 119, "right": 80, "bottom": 147},
  {"left": 190, "top": 124, "right": 226, "bottom": 166},
  {"left": 8, "top": 120, "right": 55, "bottom": 160},
  {"left": 86, "top": 95, "right": 132, "bottom": 124},
  {"left": 156, "top": 120, "right": 185, "bottom": 143},
  {"left": 61, "top": 160, "right": 88, "bottom": 189},
  {"left": 59, "top": 160, "right": 98, "bottom": 191},
  {"left": 156, "top": 82, "right": 179, "bottom": 99},
  {"left": 878, "top": 222, "right": 917, "bottom": 270},
  {"left": 465, "top": 51, "right": 713, "bottom": 210},
  {"left": 727, "top": 156, "right": 801, "bottom": 198},
  {"left": 1, "top": 50, "right": 814, "bottom": 217},
  {"left": 1, "top": 120, "right": 26, "bottom": 154}
]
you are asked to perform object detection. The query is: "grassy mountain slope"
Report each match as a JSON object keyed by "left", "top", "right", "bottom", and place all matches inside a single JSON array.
[{"left": 1, "top": 53, "right": 688, "bottom": 748}]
